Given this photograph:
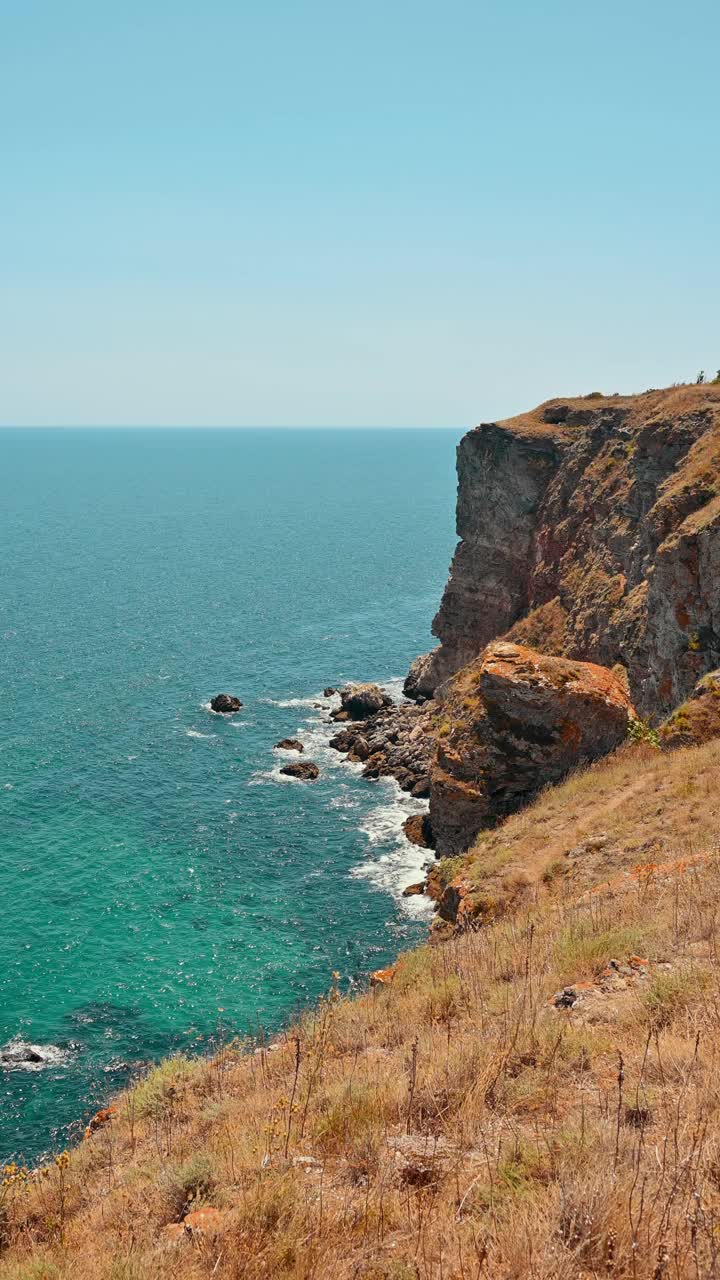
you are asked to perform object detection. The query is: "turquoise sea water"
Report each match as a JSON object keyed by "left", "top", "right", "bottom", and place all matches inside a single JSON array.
[{"left": 0, "top": 427, "right": 461, "bottom": 1163}]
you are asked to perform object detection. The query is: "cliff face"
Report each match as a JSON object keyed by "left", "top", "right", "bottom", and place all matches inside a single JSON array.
[{"left": 417, "top": 385, "right": 720, "bottom": 719}]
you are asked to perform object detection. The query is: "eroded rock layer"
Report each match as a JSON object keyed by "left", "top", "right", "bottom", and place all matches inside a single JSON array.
[{"left": 429, "top": 642, "right": 635, "bottom": 855}]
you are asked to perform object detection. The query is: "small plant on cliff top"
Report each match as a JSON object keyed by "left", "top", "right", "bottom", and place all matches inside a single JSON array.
[{"left": 627, "top": 717, "right": 660, "bottom": 749}]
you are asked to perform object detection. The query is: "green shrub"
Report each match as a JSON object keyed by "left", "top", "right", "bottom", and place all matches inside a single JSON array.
[{"left": 627, "top": 717, "right": 660, "bottom": 749}]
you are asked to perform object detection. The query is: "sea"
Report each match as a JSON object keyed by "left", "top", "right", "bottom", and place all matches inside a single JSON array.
[{"left": 0, "top": 426, "right": 461, "bottom": 1163}]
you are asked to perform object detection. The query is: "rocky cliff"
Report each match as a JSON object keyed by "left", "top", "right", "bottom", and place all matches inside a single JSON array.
[{"left": 411, "top": 385, "right": 720, "bottom": 719}]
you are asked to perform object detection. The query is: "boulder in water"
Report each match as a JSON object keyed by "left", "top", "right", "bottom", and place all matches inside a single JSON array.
[
  {"left": 274, "top": 738, "right": 304, "bottom": 753},
  {"left": 333, "top": 683, "right": 392, "bottom": 721},
  {"left": 210, "top": 693, "right": 243, "bottom": 714},
  {"left": 0, "top": 1039, "right": 65, "bottom": 1069},
  {"left": 280, "top": 761, "right": 320, "bottom": 781}
]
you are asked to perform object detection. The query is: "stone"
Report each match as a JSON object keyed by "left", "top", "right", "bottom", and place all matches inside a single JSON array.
[
  {"left": 402, "top": 813, "right": 434, "bottom": 849},
  {"left": 210, "top": 693, "right": 242, "bottom": 714},
  {"left": 0, "top": 1040, "right": 60, "bottom": 1068},
  {"left": 328, "top": 700, "right": 436, "bottom": 796},
  {"left": 280, "top": 761, "right": 320, "bottom": 781},
  {"left": 1, "top": 1044, "right": 43, "bottom": 1065},
  {"left": 402, "top": 881, "right": 426, "bottom": 897},
  {"left": 334, "top": 683, "right": 392, "bottom": 721},
  {"left": 323, "top": 687, "right": 338, "bottom": 697},
  {"left": 403, "top": 650, "right": 438, "bottom": 701},
  {"left": 430, "top": 642, "right": 635, "bottom": 855},
  {"left": 274, "top": 738, "right": 304, "bottom": 752}
]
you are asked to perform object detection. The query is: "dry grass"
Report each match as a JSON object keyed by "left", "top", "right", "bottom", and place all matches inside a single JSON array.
[
  {"left": 430, "top": 737, "right": 720, "bottom": 926},
  {"left": 3, "top": 740, "right": 720, "bottom": 1277}
]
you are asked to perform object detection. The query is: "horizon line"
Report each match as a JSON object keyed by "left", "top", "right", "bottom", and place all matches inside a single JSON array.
[{"left": 0, "top": 422, "right": 465, "bottom": 431}]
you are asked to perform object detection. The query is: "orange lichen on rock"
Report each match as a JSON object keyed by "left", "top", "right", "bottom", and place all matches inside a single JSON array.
[{"left": 84, "top": 1107, "right": 116, "bottom": 1140}]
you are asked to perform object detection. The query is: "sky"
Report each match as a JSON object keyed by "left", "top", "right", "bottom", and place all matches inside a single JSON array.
[{"left": 1, "top": 0, "right": 718, "bottom": 427}]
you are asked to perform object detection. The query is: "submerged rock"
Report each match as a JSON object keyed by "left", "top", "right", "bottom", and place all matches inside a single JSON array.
[
  {"left": 210, "top": 693, "right": 243, "bottom": 714},
  {"left": 430, "top": 642, "right": 635, "bottom": 855},
  {"left": 323, "top": 687, "right": 338, "bottom": 697},
  {"left": 0, "top": 1039, "right": 69, "bottom": 1070},
  {"left": 274, "top": 738, "right": 304, "bottom": 752},
  {"left": 280, "top": 761, "right": 320, "bottom": 781}
]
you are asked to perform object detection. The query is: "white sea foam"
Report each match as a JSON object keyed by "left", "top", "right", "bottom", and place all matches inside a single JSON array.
[
  {"left": 186, "top": 729, "right": 216, "bottom": 740},
  {"left": 261, "top": 692, "right": 339, "bottom": 709},
  {"left": 0, "top": 1038, "right": 72, "bottom": 1072},
  {"left": 352, "top": 778, "right": 434, "bottom": 914}
]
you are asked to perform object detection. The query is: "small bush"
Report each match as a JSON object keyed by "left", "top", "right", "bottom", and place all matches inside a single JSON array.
[
  {"left": 627, "top": 717, "right": 660, "bottom": 749},
  {"left": 128, "top": 1056, "right": 197, "bottom": 1121},
  {"left": 642, "top": 966, "right": 707, "bottom": 1031},
  {"left": 162, "top": 1152, "right": 216, "bottom": 1220}
]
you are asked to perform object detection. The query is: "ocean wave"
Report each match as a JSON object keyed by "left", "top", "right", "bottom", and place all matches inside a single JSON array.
[
  {"left": 248, "top": 766, "right": 307, "bottom": 786},
  {"left": 261, "top": 693, "right": 338, "bottom": 709},
  {"left": 186, "top": 729, "right": 216, "bottom": 740}
]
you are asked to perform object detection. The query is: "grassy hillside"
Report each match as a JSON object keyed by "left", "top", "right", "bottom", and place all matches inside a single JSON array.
[{"left": 2, "top": 738, "right": 720, "bottom": 1278}]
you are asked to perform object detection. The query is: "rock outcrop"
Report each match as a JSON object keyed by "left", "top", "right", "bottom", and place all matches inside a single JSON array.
[
  {"left": 402, "top": 813, "right": 434, "bottom": 849},
  {"left": 210, "top": 693, "right": 243, "bottom": 714},
  {"left": 660, "top": 669, "right": 720, "bottom": 749},
  {"left": 274, "top": 738, "right": 304, "bottom": 752},
  {"left": 332, "top": 683, "right": 393, "bottom": 722},
  {"left": 280, "top": 761, "right": 320, "bottom": 781},
  {"left": 330, "top": 680, "right": 392, "bottom": 721},
  {"left": 430, "top": 642, "right": 635, "bottom": 855},
  {"left": 411, "top": 386, "right": 720, "bottom": 719}
]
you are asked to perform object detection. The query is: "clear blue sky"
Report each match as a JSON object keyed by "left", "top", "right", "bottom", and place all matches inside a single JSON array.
[{"left": 2, "top": 0, "right": 718, "bottom": 426}]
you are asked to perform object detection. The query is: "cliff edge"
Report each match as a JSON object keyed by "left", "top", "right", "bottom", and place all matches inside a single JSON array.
[{"left": 411, "top": 384, "right": 720, "bottom": 719}]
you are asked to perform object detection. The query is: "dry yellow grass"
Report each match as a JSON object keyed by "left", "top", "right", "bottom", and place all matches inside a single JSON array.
[{"left": 2, "top": 738, "right": 720, "bottom": 1278}]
